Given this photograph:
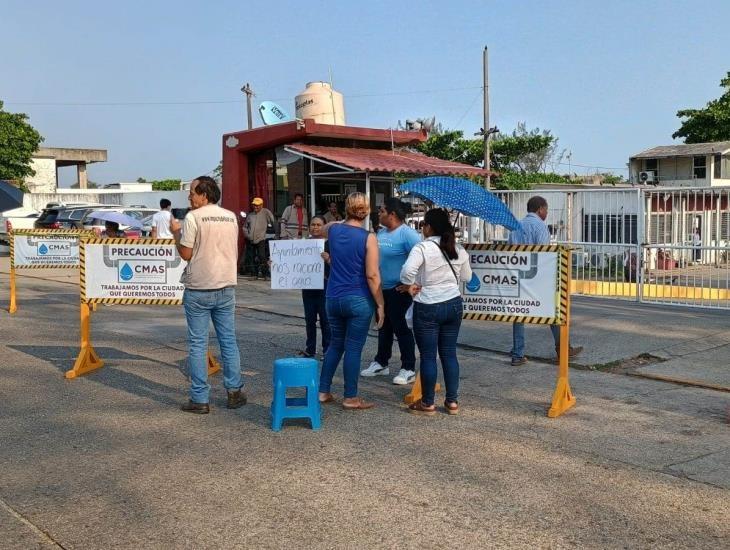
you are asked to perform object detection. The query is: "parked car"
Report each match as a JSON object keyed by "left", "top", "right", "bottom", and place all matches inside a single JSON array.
[
  {"left": 81, "top": 207, "right": 157, "bottom": 237},
  {"left": 0, "top": 208, "right": 40, "bottom": 241},
  {"left": 34, "top": 204, "right": 109, "bottom": 230}
]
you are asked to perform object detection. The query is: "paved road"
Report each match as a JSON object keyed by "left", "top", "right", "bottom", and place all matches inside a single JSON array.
[{"left": 0, "top": 266, "right": 728, "bottom": 548}]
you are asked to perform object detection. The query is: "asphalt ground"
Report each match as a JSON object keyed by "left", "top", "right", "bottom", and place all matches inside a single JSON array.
[{"left": 0, "top": 263, "right": 728, "bottom": 549}]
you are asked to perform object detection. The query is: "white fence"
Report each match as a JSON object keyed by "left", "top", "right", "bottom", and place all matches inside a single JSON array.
[{"left": 466, "top": 187, "right": 730, "bottom": 310}]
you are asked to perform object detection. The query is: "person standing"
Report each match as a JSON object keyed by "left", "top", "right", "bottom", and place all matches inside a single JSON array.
[
  {"left": 361, "top": 198, "right": 421, "bottom": 385},
  {"left": 318, "top": 192, "right": 385, "bottom": 410},
  {"left": 692, "top": 227, "right": 702, "bottom": 263},
  {"left": 400, "top": 208, "right": 471, "bottom": 415},
  {"left": 280, "top": 193, "right": 309, "bottom": 239},
  {"left": 243, "top": 197, "right": 275, "bottom": 279},
  {"left": 299, "top": 216, "right": 331, "bottom": 358},
  {"left": 508, "top": 196, "right": 582, "bottom": 366},
  {"left": 150, "top": 198, "right": 174, "bottom": 239},
  {"left": 323, "top": 201, "right": 342, "bottom": 223},
  {"left": 172, "top": 176, "right": 246, "bottom": 414}
]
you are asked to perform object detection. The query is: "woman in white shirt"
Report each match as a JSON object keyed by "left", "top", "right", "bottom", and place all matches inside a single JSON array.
[{"left": 399, "top": 208, "right": 472, "bottom": 415}]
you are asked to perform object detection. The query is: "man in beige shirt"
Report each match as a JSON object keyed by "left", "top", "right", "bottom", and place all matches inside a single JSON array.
[{"left": 172, "top": 176, "right": 246, "bottom": 414}]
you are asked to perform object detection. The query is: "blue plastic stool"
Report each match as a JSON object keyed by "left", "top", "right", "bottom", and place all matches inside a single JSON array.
[{"left": 271, "top": 357, "right": 321, "bottom": 432}]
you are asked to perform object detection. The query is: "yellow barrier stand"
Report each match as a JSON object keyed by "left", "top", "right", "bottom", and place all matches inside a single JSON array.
[
  {"left": 9, "top": 262, "right": 17, "bottom": 314},
  {"left": 66, "top": 237, "right": 221, "bottom": 379},
  {"left": 403, "top": 376, "right": 440, "bottom": 405},
  {"left": 66, "top": 301, "right": 221, "bottom": 379},
  {"left": 460, "top": 244, "right": 575, "bottom": 418},
  {"left": 548, "top": 251, "right": 575, "bottom": 417},
  {"left": 8, "top": 229, "right": 91, "bottom": 314},
  {"left": 8, "top": 231, "right": 17, "bottom": 314}
]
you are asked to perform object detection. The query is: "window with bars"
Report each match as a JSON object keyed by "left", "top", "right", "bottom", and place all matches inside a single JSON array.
[
  {"left": 712, "top": 212, "right": 730, "bottom": 242},
  {"left": 648, "top": 214, "right": 672, "bottom": 244},
  {"left": 582, "top": 214, "right": 637, "bottom": 244},
  {"left": 693, "top": 156, "right": 707, "bottom": 179}
]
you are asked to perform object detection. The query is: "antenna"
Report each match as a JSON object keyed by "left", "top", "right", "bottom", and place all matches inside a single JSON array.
[{"left": 328, "top": 67, "right": 337, "bottom": 124}]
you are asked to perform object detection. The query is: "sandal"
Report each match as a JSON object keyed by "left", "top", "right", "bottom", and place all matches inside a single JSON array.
[
  {"left": 444, "top": 400, "right": 459, "bottom": 415},
  {"left": 342, "top": 397, "right": 375, "bottom": 411},
  {"left": 318, "top": 393, "right": 336, "bottom": 404},
  {"left": 408, "top": 400, "right": 436, "bottom": 416}
]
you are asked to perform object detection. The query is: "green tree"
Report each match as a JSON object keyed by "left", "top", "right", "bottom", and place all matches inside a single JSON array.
[
  {"left": 415, "top": 129, "right": 483, "bottom": 166},
  {"left": 0, "top": 101, "right": 44, "bottom": 180},
  {"left": 136, "top": 177, "right": 147, "bottom": 183},
  {"left": 151, "top": 179, "right": 181, "bottom": 191},
  {"left": 673, "top": 72, "right": 730, "bottom": 143},
  {"left": 491, "top": 122, "right": 561, "bottom": 174}
]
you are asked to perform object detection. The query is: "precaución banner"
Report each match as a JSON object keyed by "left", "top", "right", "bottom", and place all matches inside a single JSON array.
[
  {"left": 83, "top": 242, "right": 186, "bottom": 301},
  {"left": 463, "top": 248, "right": 559, "bottom": 319},
  {"left": 13, "top": 234, "right": 81, "bottom": 267}
]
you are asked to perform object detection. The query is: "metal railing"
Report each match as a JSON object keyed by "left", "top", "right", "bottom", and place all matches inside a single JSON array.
[{"left": 465, "top": 186, "right": 730, "bottom": 309}]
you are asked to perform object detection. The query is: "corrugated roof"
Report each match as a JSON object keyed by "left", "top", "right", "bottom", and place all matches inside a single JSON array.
[
  {"left": 285, "top": 143, "right": 491, "bottom": 177},
  {"left": 631, "top": 141, "right": 730, "bottom": 159}
]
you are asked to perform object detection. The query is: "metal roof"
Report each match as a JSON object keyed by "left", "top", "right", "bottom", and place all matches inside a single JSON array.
[
  {"left": 284, "top": 143, "right": 492, "bottom": 177},
  {"left": 631, "top": 141, "right": 730, "bottom": 159}
]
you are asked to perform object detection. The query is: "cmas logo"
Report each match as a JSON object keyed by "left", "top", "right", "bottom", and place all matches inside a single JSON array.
[
  {"left": 38, "top": 244, "right": 49, "bottom": 255},
  {"left": 119, "top": 263, "right": 134, "bottom": 281}
]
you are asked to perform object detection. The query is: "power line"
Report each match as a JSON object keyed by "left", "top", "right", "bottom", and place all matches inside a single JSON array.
[
  {"left": 4, "top": 85, "right": 483, "bottom": 107},
  {"left": 554, "top": 161, "right": 628, "bottom": 172}
]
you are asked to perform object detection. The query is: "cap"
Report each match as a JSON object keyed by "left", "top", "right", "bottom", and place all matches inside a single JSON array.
[{"left": 251, "top": 197, "right": 264, "bottom": 206}]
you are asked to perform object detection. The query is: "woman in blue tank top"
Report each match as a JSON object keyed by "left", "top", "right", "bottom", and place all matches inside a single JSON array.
[{"left": 319, "top": 192, "right": 385, "bottom": 410}]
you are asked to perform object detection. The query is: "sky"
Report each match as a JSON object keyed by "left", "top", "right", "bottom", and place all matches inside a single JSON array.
[{"left": 2, "top": 0, "right": 729, "bottom": 186}]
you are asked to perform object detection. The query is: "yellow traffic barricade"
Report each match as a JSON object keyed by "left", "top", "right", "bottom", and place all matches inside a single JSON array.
[{"left": 68, "top": 236, "right": 220, "bottom": 379}]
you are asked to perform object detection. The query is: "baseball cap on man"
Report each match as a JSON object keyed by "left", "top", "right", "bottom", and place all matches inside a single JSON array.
[{"left": 251, "top": 197, "right": 264, "bottom": 206}]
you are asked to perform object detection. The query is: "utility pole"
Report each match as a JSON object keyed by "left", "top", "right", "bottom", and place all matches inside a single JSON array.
[
  {"left": 241, "top": 83, "right": 254, "bottom": 130},
  {"left": 483, "top": 46, "right": 490, "bottom": 188}
]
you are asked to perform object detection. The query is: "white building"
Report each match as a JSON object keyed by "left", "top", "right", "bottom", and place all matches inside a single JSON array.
[{"left": 629, "top": 141, "right": 730, "bottom": 187}]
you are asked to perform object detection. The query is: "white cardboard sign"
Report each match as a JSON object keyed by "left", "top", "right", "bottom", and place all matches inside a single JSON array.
[
  {"left": 269, "top": 239, "right": 325, "bottom": 290},
  {"left": 83, "top": 242, "right": 186, "bottom": 301},
  {"left": 13, "top": 234, "right": 80, "bottom": 267},
  {"left": 463, "top": 249, "right": 558, "bottom": 318}
]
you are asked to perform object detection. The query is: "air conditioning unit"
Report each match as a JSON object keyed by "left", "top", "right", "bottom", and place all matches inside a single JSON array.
[{"left": 639, "top": 170, "right": 657, "bottom": 184}]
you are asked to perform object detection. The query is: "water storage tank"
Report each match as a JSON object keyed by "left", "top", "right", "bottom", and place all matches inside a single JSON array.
[{"left": 295, "top": 82, "right": 346, "bottom": 125}]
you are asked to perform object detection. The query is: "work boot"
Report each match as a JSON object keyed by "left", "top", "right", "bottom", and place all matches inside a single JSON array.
[
  {"left": 227, "top": 389, "right": 247, "bottom": 409},
  {"left": 181, "top": 401, "right": 210, "bottom": 414}
]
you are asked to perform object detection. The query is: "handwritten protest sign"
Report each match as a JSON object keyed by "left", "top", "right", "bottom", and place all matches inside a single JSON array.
[{"left": 269, "top": 239, "right": 325, "bottom": 290}]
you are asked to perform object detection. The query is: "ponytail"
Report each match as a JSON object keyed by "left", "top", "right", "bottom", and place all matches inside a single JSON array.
[{"left": 423, "top": 208, "right": 458, "bottom": 260}]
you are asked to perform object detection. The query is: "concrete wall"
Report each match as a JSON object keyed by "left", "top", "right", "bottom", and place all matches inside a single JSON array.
[
  {"left": 25, "top": 158, "right": 57, "bottom": 193},
  {"left": 22, "top": 189, "right": 189, "bottom": 211}
]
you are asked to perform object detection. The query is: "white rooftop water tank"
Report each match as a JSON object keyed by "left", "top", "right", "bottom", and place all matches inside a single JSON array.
[{"left": 295, "top": 82, "right": 346, "bottom": 125}]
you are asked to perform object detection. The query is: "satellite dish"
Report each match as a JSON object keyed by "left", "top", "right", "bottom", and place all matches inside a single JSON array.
[{"left": 259, "top": 101, "right": 292, "bottom": 125}]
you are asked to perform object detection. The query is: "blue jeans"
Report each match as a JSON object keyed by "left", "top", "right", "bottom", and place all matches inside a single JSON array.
[
  {"left": 511, "top": 322, "right": 560, "bottom": 359},
  {"left": 374, "top": 286, "right": 416, "bottom": 371},
  {"left": 302, "top": 289, "right": 330, "bottom": 356},
  {"left": 412, "top": 296, "right": 463, "bottom": 406},
  {"left": 183, "top": 287, "right": 242, "bottom": 403},
  {"left": 319, "top": 295, "right": 374, "bottom": 398}
]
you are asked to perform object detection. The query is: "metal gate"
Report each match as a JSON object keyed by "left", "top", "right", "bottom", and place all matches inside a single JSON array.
[{"left": 467, "top": 187, "right": 730, "bottom": 310}]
